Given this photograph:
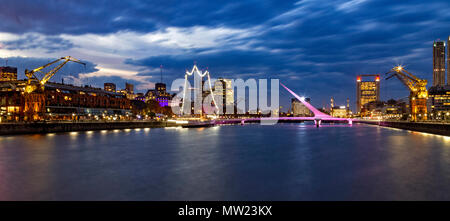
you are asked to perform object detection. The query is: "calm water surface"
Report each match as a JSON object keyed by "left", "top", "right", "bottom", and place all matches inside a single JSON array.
[{"left": 0, "top": 123, "right": 449, "bottom": 200}]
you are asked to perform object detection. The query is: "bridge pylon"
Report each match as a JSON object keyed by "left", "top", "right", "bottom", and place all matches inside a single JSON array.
[{"left": 181, "top": 64, "right": 219, "bottom": 117}]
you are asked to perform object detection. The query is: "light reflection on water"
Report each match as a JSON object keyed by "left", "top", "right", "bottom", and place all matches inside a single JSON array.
[{"left": 0, "top": 123, "right": 449, "bottom": 200}]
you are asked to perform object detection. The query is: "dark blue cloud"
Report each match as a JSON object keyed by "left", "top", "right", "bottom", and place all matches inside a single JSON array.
[
  {"left": 1, "top": 34, "right": 74, "bottom": 53},
  {"left": 0, "top": 0, "right": 297, "bottom": 34}
]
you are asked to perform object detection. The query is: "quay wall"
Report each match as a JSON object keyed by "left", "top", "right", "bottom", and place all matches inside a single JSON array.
[
  {"left": 0, "top": 121, "right": 177, "bottom": 135},
  {"left": 358, "top": 121, "right": 450, "bottom": 136}
]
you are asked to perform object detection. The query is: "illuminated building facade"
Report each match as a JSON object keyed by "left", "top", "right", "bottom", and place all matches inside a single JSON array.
[
  {"left": 433, "top": 41, "right": 446, "bottom": 86},
  {"left": 330, "top": 97, "right": 350, "bottom": 118},
  {"left": 156, "top": 83, "right": 171, "bottom": 107},
  {"left": 222, "top": 79, "right": 234, "bottom": 107},
  {"left": 356, "top": 74, "right": 380, "bottom": 114},
  {"left": 45, "top": 83, "right": 131, "bottom": 117},
  {"left": 0, "top": 91, "right": 24, "bottom": 122},
  {"left": 141, "top": 83, "right": 169, "bottom": 107},
  {"left": 135, "top": 93, "right": 145, "bottom": 102},
  {"left": 0, "top": 81, "right": 131, "bottom": 122},
  {"left": 156, "top": 94, "right": 170, "bottom": 107},
  {"left": 119, "top": 83, "right": 137, "bottom": 100},
  {"left": 223, "top": 79, "right": 234, "bottom": 111},
  {"left": 448, "top": 36, "right": 450, "bottom": 85},
  {"left": 331, "top": 106, "right": 348, "bottom": 118},
  {"left": 104, "top": 83, "right": 116, "bottom": 92},
  {"left": 0, "top": 66, "right": 17, "bottom": 82},
  {"left": 291, "top": 98, "right": 312, "bottom": 117},
  {"left": 144, "top": 84, "right": 171, "bottom": 107},
  {"left": 145, "top": 89, "right": 157, "bottom": 101},
  {"left": 155, "top": 83, "right": 166, "bottom": 94},
  {"left": 428, "top": 85, "right": 450, "bottom": 119}
]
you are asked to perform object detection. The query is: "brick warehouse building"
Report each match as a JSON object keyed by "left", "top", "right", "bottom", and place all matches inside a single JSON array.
[{"left": 0, "top": 81, "right": 131, "bottom": 122}]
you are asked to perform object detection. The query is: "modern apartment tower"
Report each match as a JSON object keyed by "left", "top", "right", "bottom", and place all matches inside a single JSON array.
[
  {"left": 356, "top": 74, "right": 380, "bottom": 113},
  {"left": 448, "top": 36, "right": 450, "bottom": 85},
  {"left": 433, "top": 41, "right": 446, "bottom": 86}
]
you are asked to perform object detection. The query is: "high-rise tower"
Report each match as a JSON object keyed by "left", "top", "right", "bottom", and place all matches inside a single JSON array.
[
  {"left": 433, "top": 41, "right": 445, "bottom": 86},
  {"left": 356, "top": 74, "right": 380, "bottom": 113},
  {"left": 447, "top": 36, "right": 450, "bottom": 85}
]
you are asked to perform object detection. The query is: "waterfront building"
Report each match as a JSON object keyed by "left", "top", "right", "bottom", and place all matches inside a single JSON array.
[
  {"left": 144, "top": 86, "right": 171, "bottom": 107},
  {"left": 0, "top": 91, "right": 23, "bottom": 122},
  {"left": 118, "top": 89, "right": 127, "bottom": 95},
  {"left": 291, "top": 98, "right": 312, "bottom": 117},
  {"left": 119, "top": 83, "right": 137, "bottom": 100},
  {"left": 155, "top": 83, "right": 171, "bottom": 107},
  {"left": 135, "top": 93, "right": 145, "bottom": 102},
  {"left": 104, "top": 83, "right": 116, "bottom": 92},
  {"left": 155, "top": 83, "right": 166, "bottom": 95},
  {"left": 356, "top": 74, "right": 380, "bottom": 114},
  {"left": 433, "top": 41, "right": 446, "bottom": 86},
  {"left": 156, "top": 96, "right": 169, "bottom": 107},
  {"left": 331, "top": 106, "right": 348, "bottom": 118},
  {"left": 0, "top": 66, "right": 17, "bottom": 82},
  {"left": 45, "top": 83, "right": 131, "bottom": 118},
  {"left": 428, "top": 85, "right": 450, "bottom": 120},
  {"left": 0, "top": 81, "right": 131, "bottom": 122},
  {"left": 361, "top": 100, "right": 385, "bottom": 117},
  {"left": 382, "top": 99, "right": 408, "bottom": 120},
  {"left": 145, "top": 89, "right": 157, "bottom": 101},
  {"left": 126, "top": 93, "right": 137, "bottom": 100},
  {"left": 330, "top": 97, "right": 350, "bottom": 118}
]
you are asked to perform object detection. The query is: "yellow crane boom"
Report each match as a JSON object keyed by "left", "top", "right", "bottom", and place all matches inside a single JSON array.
[
  {"left": 385, "top": 66, "right": 428, "bottom": 121},
  {"left": 25, "top": 56, "right": 85, "bottom": 93}
]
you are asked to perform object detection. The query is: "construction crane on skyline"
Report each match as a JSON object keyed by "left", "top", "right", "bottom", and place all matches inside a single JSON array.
[
  {"left": 385, "top": 65, "right": 428, "bottom": 121},
  {"left": 24, "top": 56, "right": 85, "bottom": 93}
]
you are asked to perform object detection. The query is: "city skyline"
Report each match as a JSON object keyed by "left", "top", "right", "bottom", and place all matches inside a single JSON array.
[
  {"left": 1, "top": 0, "right": 450, "bottom": 109},
  {"left": 1, "top": 0, "right": 450, "bottom": 207}
]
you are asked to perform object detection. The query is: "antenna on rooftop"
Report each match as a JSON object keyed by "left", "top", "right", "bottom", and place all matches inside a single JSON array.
[{"left": 160, "top": 64, "right": 163, "bottom": 83}]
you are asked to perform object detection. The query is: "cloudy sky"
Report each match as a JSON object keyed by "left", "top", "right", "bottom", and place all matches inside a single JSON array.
[{"left": 0, "top": 0, "right": 449, "bottom": 110}]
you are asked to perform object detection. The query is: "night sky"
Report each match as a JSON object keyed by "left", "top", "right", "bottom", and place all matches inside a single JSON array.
[{"left": 1, "top": 0, "right": 449, "bottom": 110}]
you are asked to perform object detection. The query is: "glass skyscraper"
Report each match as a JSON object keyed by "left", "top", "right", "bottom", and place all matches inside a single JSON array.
[{"left": 433, "top": 41, "right": 446, "bottom": 86}]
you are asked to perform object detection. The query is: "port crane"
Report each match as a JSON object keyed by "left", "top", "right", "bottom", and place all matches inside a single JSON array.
[
  {"left": 23, "top": 56, "right": 85, "bottom": 121},
  {"left": 24, "top": 56, "right": 85, "bottom": 93},
  {"left": 385, "top": 66, "right": 428, "bottom": 121}
]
